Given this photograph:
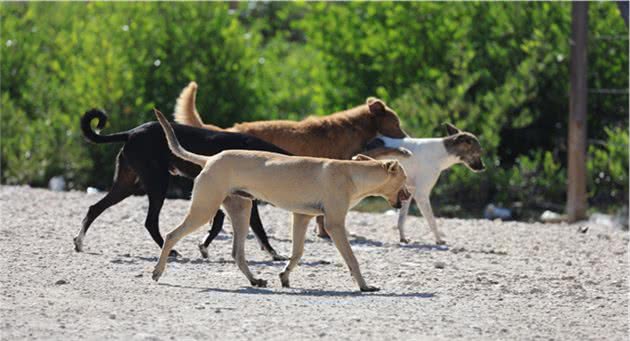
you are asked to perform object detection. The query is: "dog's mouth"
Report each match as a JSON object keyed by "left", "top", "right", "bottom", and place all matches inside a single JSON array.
[{"left": 466, "top": 160, "right": 486, "bottom": 173}]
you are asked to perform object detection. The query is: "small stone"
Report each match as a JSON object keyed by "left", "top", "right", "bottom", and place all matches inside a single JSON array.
[
  {"left": 566, "top": 260, "right": 572, "bottom": 266},
  {"left": 533, "top": 245, "right": 539, "bottom": 251},
  {"left": 530, "top": 287, "right": 543, "bottom": 294},
  {"left": 55, "top": 279, "right": 68, "bottom": 285},
  {"left": 109, "top": 314, "right": 116, "bottom": 320},
  {"left": 434, "top": 261, "right": 446, "bottom": 269}
]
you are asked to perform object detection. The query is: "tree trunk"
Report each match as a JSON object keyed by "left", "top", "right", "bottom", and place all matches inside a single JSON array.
[{"left": 567, "top": 2, "right": 589, "bottom": 222}]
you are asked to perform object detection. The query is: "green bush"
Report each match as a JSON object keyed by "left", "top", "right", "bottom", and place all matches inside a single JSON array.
[{"left": 1, "top": 2, "right": 627, "bottom": 216}]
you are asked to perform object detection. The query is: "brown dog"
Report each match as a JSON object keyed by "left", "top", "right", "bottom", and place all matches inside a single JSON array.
[
  {"left": 174, "top": 82, "right": 407, "bottom": 239},
  {"left": 152, "top": 109, "right": 410, "bottom": 292}
]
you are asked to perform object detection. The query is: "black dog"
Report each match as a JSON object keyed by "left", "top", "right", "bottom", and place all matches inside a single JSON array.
[{"left": 75, "top": 109, "right": 289, "bottom": 260}]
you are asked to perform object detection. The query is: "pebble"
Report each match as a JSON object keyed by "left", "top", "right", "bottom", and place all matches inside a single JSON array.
[{"left": 434, "top": 261, "right": 446, "bottom": 269}]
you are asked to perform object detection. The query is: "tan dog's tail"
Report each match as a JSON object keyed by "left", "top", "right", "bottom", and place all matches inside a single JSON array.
[
  {"left": 174, "top": 81, "right": 204, "bottom": 127},
  {"left": 154, "top": 108, "right": 208, "bottom": 167}
]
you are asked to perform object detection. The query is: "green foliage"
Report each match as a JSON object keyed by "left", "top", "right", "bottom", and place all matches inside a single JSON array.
[
  {"left": 2, "top": 2, "right": 263, "bottom": 188},
  {"left": 588, "top": 126, "right": 629, "bottom": 207},
  {"left": 1, "top": 2, "right": 627, "bottom": 214}
]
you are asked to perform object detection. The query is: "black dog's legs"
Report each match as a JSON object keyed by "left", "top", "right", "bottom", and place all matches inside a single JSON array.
[
  {"left": 203, "top": 209, "right": 226, "bottom": 248},
  {"left": 74, "top": 153, "right": 138, "bottom": 252},
  {"left": 141, "top": 170, "right": 180, "bottom": 257},
  {"left": 199, "top": 202, "right": 286, "bottom": 261},
  {"left": 198, "top": 209, "right": 226, "bottom": 259},
  {"left": 249, "top": 203, "right": 286, "bottom": 260}
]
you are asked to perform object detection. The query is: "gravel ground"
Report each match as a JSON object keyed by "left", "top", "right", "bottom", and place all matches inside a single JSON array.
[{"left": 1, "top": 185, "right": 628, "bottom": 340}]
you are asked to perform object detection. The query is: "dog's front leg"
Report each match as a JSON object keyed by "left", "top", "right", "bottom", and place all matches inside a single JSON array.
[
  {"left": 325, "top": 214, "right": 379, "bottom": 292},
  {"left": 415, "top": 194, "right": 445, "bottom": 245},
  {"left": 223, "top": 196, "right": 267, "bottom": 288},
  {"left": 397, "top": 198, "right": 412, "bottom": 243},
  {"left": 279, "top": 213, "right": 313, "bottom": 288}
]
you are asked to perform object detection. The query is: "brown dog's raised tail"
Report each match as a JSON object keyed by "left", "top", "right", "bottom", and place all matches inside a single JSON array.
[{"left": 154, "top": 109, "right": 208, "bottom": 167}]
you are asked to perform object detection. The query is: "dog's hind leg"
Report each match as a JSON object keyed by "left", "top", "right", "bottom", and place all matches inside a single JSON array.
[
  {"left": 198, "top": 209, "right": 226, "bottom": 259},
  {"left": 74, "top": 152, "right": 138, "bottom": 252},
  {"left": 136, "top": 165, "right": 181, "bottom": 256},
  {"left": 152, "top": 188, "right": 221, "bottom": 282},
  {"left": 222, "top": 196, "right": 267, "bottom": 287},
  {"left": 279, "top": 213, "right": 312, "bottom": 288},
  {"left": 325, "top": 211, "right": 379, "bottom": 292},
  {"left": 249, "top": 202, "right": 287, "bottom": 261},
  {"left": 314, "top": 216, "right": 329, "bottom": 239},
  {"left": 397, "top": 199, "right": 412, "bottom": 243}
]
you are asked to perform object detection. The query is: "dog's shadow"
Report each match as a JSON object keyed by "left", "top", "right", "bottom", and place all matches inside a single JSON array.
[
  {"left": 111, "top": 253, "right": 329, "bottom": 267},
  {"left": 398, "top": 243, "right": 449, "bottom": 252},
  {"left": 159, "top": 282, "right": 434, "bottom": 299}
]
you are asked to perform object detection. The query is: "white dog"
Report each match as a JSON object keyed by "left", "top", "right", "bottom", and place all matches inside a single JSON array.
[{"left": 358, "top": 123, "right": 485, "bottom": 244}]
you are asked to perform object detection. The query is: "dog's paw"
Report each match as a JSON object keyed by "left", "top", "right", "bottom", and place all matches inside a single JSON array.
[
  {"left": 279, "top": 273, "right": 290, "bottom": 288},
  {"left": 73, "top": 237, "right": 83, "bottom": 252},
  {"left": 435, "top": 231, "right": 448, "bottom": 245},
  {"left": 399, "top": 237, "right": 411, "bottom": 244},
  {"left": 251, "top": 278, "right": 268, "bottom": 288},
  {"left": 168, "top": 250, "right": 181, "bottom": 258},
  {"left": 360, "top": 285, "right": 380, "bottom": 292},
  {"left": 198, "top": 244, "right": 209, "bottom": 259},
  {"left": 152, "top": 267, "right": 164, "bottom": 282},
  {"left": 272, "top": 253, "right": 289, "bottom": 261},
  {"left": 316, "top": 231, "right": 331, "bottom": 239}
]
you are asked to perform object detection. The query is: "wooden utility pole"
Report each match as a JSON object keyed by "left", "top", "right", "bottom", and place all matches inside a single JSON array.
[{"left": 567, "top": 2, "right": 588, "bottom": 222}]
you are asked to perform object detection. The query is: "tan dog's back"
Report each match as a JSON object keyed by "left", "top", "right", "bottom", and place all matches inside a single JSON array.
[{"left": 202, "top": 150, "right": 356, "bottom": 215}]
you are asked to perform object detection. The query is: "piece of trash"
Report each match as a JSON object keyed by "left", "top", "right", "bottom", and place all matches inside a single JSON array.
[
  {"left": 589, "top": 213, "right": 625, "bottom": 230},
  {"left": 577, "top": 225, "right": 589, "bottom": 234},
  {"left": 86, "top": 187, "right": 100, "bottom": 194},
  {"left": 48, "top": 176, "right": 66, "bottom": 192},
  {"left": 384, "top": 209, "right": 397, "bottom": 216},
  {"left": 484, "top": 204, "right": 512, "bottom": 220},
  {"left": 540, "top": 210, "right": 567, "bottom": 223}
]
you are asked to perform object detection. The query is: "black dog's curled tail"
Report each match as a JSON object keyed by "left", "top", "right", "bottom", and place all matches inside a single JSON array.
[{"left": 80, "top": 109, "right": 129, "bottom": 144}]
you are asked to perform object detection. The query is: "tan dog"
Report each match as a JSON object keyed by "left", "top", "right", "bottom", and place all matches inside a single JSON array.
[
  {"left": 174, "top": 82, "right": 407, "bottom": 239},
  {"left": 151, "top": 109, "right": 410, "bottom": 292}
]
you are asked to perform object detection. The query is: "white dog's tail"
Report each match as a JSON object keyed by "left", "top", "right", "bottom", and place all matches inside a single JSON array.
[
  {"left": 173, "top": 81, "right": 204, "bottom": 128},
  {"left": 154, "top": 109, "right": 208, "bottom": 167}
]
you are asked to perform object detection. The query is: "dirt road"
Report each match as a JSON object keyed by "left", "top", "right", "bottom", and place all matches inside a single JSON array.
[{"left": 1, "top": 186, "right": 627, "bottom": 340}]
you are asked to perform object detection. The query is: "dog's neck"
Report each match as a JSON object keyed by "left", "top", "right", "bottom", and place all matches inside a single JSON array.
[
  {"left": 380, "top": 136, "right": 461, "bottom": 171},
  {"left": 325, "top": 105, "right": 379, "bottom": 141},
  {"left": 346, "top": 161, "right": 394, "bottom": 200}
]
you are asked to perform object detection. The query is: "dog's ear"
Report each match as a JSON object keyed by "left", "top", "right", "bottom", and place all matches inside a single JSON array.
[
  {"left": 383, "top": 160, "right": 401, "bottom": 174},
  {"left": 444, "top": 122, "right": 461, "bottom": 136},
  {"left": 352, "top": 154, "right": 376, "bottom": 161},
  {"left": 366, "top": 97, "right": 386, "bottom": 114},
  {"left": 455, "top": 134, "right": 473, "bottom": 145}
]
